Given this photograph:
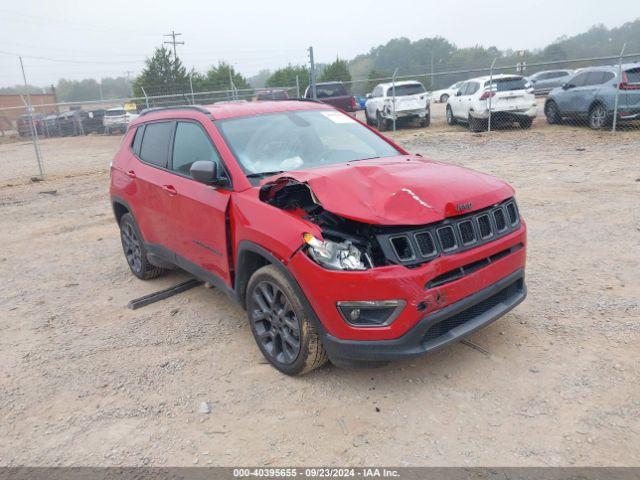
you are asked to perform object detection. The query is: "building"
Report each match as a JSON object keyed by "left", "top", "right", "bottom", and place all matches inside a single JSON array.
[{"left": 0, "top": 93, "right": 58, "bottom": 134}]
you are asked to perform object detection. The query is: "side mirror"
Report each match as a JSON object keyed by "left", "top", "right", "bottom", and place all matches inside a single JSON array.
[
  {"left": 562, "top": 83, "right": 574, "bottom": 90},
  {"left": 190, "top": 160, "right": 222, "bottom": 185},
  {"left": 366, "top": 93, "right": 373, "bottom": 99},
  {"left": 455, "top": 90, "right": 463, "bottom": 96}
]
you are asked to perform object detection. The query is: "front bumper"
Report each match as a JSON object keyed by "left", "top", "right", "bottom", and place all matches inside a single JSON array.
[{"left": 322, "top": 268, "right": 526, "bottom": 365}]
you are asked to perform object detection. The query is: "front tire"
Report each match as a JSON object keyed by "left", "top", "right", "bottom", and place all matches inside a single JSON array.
[
  {"left": 446, "top": 105, "right": 456, "bottom": 125},
  {"left": 119, "top": 213, "right": 165, "bottom": 280},
  {"left": 545, "top": 101, "right": 561, "bottom": 124},
  {"left": 247, "top": 265, "right": 328, "bottom": 375},
  {"left": 440, "top": 94, "right": 449, "bottom": 103}
]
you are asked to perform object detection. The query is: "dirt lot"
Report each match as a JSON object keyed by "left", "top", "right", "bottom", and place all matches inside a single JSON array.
[{"left": 1, "top": 115, "right": 639, "bottom": 467}]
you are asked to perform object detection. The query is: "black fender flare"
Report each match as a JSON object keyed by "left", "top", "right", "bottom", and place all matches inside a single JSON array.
[{"left": 234, "top": 240, "right": 328, "bottom": 338}]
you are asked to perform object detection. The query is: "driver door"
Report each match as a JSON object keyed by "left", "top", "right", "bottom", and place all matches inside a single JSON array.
[{"left": 165, "top": 120, "right": 233, "bottom": 287}]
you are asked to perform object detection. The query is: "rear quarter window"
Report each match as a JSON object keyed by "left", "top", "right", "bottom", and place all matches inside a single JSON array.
[
  {"left": 139, "top": 122, "right": 174, "bottom": 168},
  {"left": 625, "top": 68, "right": 640, "bottom": 84}
]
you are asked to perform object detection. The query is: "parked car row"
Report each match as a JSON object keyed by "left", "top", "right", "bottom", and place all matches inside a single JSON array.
[{"left": 16, "top": 106, "right": 140, "bottom": 138}]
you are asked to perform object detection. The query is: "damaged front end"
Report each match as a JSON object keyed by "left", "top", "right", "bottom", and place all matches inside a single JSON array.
[{"left": 259, "top": 177, "right": 389, "bottom": 270}]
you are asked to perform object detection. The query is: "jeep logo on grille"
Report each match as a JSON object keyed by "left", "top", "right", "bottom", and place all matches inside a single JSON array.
[{"left": 456, "top": 202, "right": 473, "bottom": 213}]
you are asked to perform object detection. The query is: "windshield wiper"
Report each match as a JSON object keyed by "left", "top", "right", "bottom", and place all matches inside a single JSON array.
[{"left": 245, "top": 170, "right": 285, "bottom": 178}]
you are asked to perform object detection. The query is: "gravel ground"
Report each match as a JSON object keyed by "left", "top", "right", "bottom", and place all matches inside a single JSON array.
[{"left": 0, "top": 119, "right": 639, "bottom": 467}]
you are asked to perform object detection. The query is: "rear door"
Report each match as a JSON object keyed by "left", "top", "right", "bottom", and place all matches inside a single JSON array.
[
  {"left": 131, "top": 121, "right": 177, "bottom": 247},
  {"left": 573, "top": 71, "right": 615, "bottom": 114},
  {"left": 165, "top": 120, "right": 232, "bottom": 286}
]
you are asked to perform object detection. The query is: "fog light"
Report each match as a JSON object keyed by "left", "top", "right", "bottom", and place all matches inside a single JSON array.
[{"left": 337, "top": 300, "right": 406, "bottom": 327}]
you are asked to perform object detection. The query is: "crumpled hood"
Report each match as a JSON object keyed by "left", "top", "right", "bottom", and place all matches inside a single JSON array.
[{"left": 262, "top": 156, "right": 514, "bottom": 226}]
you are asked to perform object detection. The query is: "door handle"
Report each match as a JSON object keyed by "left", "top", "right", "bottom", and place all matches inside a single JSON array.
[
  {"left": 162, "top": 185, "right": 177, "bottom": 196},
  {"left": 126, "top": 170, "right": 136, "bottom": 178}
]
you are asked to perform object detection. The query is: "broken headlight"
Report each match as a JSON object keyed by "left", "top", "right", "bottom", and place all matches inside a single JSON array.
[{"left": 303, "top": 233, "right": 369, "bottom": 271}]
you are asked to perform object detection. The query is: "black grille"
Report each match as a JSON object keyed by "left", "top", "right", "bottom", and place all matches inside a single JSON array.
[
  {"left": 459, "top": 220, "right": 476, "bottom": 244},
  {"left": 506, "top": 202, "right": 518, "bottom": 225},
  {"left": 438, "top": 226, "right": 457, "bottom": 251},
  {"left": 477, "top": 215, "right": 492, "bottom": 238},
  {"left": 390, "top": 236, "right": 414, "bottom": 260},
  {"left": 494, "top": 208, "right": 507, "bottom": 231},
  {"left": 376, "top": 198, "right": 521, "bottom": 267},
  {"left": 415, "top": 232, "right": 436, "bottom": 256},
  {"left": 422, "top": 279, "right": 523, "bottom": 344}
]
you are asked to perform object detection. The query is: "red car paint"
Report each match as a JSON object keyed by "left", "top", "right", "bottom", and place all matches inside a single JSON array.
[{"left": 110, "top": 101, "right": 526, "bottom": 367}]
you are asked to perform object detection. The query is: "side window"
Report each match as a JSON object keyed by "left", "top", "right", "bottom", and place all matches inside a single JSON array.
[
  {"left": 602, "top": 72, "right": 615, "bottom": 83},
  {"left": 585, "top": 71, "right": 605, "bottom": 86},
  {"left": 131, "top": 125, "right": 144, "bottom": 155},
  {"left": 467, "top": 82, "right": 479, "bottom": 95},
  {"left": 171, "top": 122, "right": 221, "bottom": 176},
  {"left": 139, "top": 122, "right": 174, "bottom": 168},
  {"left": 373, "top": 86, "right": 382, "bottom": 98},
  {"left": 457, "top": 83, "right": 469, "bottom": 95},
  {"left": 570, "top": 72, "right": 589, "bottom": 87}
]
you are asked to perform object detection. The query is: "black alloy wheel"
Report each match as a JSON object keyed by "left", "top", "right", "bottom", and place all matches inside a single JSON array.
[{"left": 250, "top": 280, "right": 302, "bottom": 365}]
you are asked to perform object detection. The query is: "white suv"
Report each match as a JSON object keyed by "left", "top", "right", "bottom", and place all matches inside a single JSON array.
[
  {"left": 103, "top": 107, "right": 139, "bottom": 135},
  {"left": 446, "top": 74, "right": 537, "bottom": 131},
  {"left": 365, "top": 81, "right": 430, "bottom": 131}
]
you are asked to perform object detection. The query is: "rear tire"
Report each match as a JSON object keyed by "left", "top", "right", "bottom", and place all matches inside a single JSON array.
[
  {"left": 468, "top": 114, "right": 484, "bottom": 133},
  {"left": 246, "top": 265, "right": 328, "bottom": 375},
  {"left": 119, "top": 213, "right": 165, "bottom": 280},
  {"left": 376, "top": 111, "right": 388, "bottom": 132},
  {"left": 519, "top": 117, "right": 533, "bottom": 129},
  {"left": 446, "top": 105, "right": 456, "bottom": 125},
  {"left": 364, "top": 109, "right": 374, "bottom": 126},
  {"left": 588, "top": 103, "right": 608, "bottom": 130},
  {"left": 545, "top": 100, "right": 561, "bottom": 125},
  {"left": 420, "top": 112, "right": 430, "bottom": 128}
]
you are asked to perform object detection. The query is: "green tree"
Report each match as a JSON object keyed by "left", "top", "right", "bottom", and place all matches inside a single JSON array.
[
  {"left": 192, "top": 62, "right": 250, "bottom": 95},
  {"left": 266, "top": 64, "right": 309, "bottom": 95},
  {"left": 365, "top": 69, "right": 391, "bottom": 94},
  {"left": 318, "top": 57, "right": 351, "bottom": 83},
  {"left": 133, "top": 46, "right": 188, "bottom": 97}
]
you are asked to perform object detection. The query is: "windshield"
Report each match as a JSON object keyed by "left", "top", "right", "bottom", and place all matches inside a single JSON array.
[
  {"left": 386, "top": 83, "right": 425, "bottom": 96},
  {"left": 484, "top": 77, "right": 527, "bottom": 91},
  {"left": 106, "top": 109, "right": 126, "bottom": 116},
  {"left": 216, "top": 110, "right": 400, "bottom": 177}
]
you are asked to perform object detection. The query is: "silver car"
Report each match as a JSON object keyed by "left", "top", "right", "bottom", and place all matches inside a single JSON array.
[
  {"left": 544, "top": 64, "right": 640, "bottom": 129},
  {"left": 526, "top": 69, "right": 573, "bottom": 95}
]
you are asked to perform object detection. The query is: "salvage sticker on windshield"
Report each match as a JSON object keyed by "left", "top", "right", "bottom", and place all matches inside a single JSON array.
[{"left": 321, "top": 111, "right": 357, "bottom": 124}]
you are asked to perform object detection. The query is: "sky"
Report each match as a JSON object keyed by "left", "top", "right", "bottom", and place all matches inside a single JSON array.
[{"left": 1, "top": 0, "right": 639, "bottom": 88}]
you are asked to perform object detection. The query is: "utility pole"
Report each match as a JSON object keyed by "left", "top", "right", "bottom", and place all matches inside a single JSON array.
[
  {"left": 124, "top": 70, "right": 134, "bottom": 82},
  {"left": 19, "top": 56, "right": 44, "bottom": 180},
  {"left": 308, "top": 46, "right": 317, "bottom": 99},
  {"left": 163, "top": 30, "right": 184, "bottom": 59}
]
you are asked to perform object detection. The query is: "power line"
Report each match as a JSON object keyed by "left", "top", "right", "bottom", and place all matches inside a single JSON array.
[{"left": 163, "top": 30, "right": 184, "bottom": 59}]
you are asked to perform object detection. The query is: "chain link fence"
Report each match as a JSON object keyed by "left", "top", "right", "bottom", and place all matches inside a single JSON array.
[{"left": 1, "top": 49, "right": 639, "bottom": 183}]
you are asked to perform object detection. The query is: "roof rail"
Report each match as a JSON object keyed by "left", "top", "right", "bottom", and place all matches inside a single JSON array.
[{"left": 138, "top": 105, "right": 211, "bottom": 117}]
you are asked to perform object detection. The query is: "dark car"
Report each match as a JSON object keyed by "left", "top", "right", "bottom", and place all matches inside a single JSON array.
[
  {"left": 109, "top": 102, "right": 527, "bottom": 375},
  {"left": 81, "top": 109, "right": 106, "bottom": 134},
  {"left": 16, "top": 113, "right": 45, "bottom": 137},
  {"left": 304, "top": 82, "right": 357, "bottom": 113},
  {"left": 545, "top": 63, "right": 640, "bottom": 129},
  {"left": 57, "top": 111, "right": 84, "bottom": 136},
  {"left": 254, "top": 89, "right": 289, "bottom": 101},
  {"left": 43, "top": 114, "right": 61, "bottom": 137}
]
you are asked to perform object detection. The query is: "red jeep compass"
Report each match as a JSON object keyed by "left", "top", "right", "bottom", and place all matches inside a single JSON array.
[{"left": 110, "top": 101, "right": 527, "bottom": 375}]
